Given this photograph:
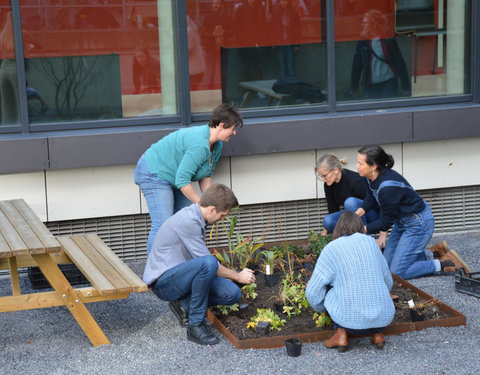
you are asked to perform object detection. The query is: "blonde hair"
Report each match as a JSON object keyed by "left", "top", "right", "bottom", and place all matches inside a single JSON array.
[{"left": 316, "top": 153, "right": 347, "bottom": 171}]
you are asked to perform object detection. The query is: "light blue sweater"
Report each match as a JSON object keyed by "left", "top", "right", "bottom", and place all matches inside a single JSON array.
[
  {"left": 306, "top": 233, "right": 395, "bottom": 330},
  {"left": 145, "top": 124, "right": 223, "bottom": 188}
]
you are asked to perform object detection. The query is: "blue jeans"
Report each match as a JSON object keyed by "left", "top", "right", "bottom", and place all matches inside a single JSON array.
[
  {"left": 134, "top": 154, "right": 192, "bottom": 255},
  {"left": 153, "top": 255, "right": 242, "bottom": 325},
  {"left": 323, "top": 197, "right": 379, "bottom": 233},
  {"left": 383, "top": 202, "right": 436, "bottom": 280}
]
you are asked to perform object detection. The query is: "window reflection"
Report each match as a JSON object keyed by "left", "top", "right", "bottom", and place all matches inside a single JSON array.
[
  {"left": 189, "top": 0, "right": 326, "bottom": 113},
  {"left": 19, "top": 0, "right": 177, "bottom": 123},
  {"left": 0, "top": 9, "right": 20, "bottom": 125},
  {"left": 335, "top": 0, "right": 471, "bottom": 102}
]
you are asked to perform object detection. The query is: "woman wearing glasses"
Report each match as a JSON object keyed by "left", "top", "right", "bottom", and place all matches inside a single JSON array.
[{"left": 316, "top": 153, "right": 379, "bottom": 235}]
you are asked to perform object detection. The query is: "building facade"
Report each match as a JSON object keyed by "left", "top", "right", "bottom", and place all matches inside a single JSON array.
[{"left": 1, "top": 1, "right": 479, "bottom": 259}]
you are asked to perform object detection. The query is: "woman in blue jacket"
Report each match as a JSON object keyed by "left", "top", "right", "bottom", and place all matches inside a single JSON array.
[
  {"left": 134, "top": 104, "right": 242, "bottom": 255},
  {"left": 355, "top": 145, "right": 470, "bottom": 279}
]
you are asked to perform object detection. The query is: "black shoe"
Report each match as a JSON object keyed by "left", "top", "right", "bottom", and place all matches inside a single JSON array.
[
  {"left": 187, "top": 323, "right": 220, "bottom": 345},
  {"left": 169, "top": 300, "right": 189, "bottom": 327}
]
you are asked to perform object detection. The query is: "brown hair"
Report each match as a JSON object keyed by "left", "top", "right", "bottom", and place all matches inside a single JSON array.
[
  {"left": 332, "top": 212, "right": 365, "bottom": 240},
  {"left": 209, "top": 104, "right": 243, "bottom": 129},
  {"left": 199, "top": 183, "right": 239, "bottom": 212}
]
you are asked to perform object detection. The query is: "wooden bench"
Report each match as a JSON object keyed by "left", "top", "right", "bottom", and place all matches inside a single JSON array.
[
  {"left": 0, "top": 200, "right": 148, "bottom": 347},
  {"left": 57, "top": 234, "right": 147, "bottom": 296}
]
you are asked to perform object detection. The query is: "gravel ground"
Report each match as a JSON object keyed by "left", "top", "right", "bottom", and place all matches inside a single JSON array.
[{"left": 1, "top": 231, "right": 480, "bottom": 375}]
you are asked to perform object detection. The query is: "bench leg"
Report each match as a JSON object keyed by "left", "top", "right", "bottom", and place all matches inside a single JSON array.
[
  {"left": 32, "top": 254, "right": 111, "bottom": 346},
  {"left": 8, "top": 257, "right": 21, "bottom": 295}
]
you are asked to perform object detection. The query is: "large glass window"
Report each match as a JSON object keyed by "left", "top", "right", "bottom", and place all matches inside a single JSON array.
[
  {"left": 335, "top": 0, "right": 471, "bottom": 103},
  {"left": 187, "top": 0, "right": 326, "bottom": 113},
  {"left": 19, "top": 0, "right": 178, "bottom": 124},
  {"left": 0, "top": 6, "right": 20, "bottom": 125}
]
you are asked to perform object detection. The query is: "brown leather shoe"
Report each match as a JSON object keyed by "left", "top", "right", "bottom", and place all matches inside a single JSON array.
[
  {"left": 371, "top": 332, "right": 385, "bottom": 350},
  {"left": 440, "top": 249, "right": 471, "bottom": 274},
  {"left": 324, "top": 328, "right": 348, "bottom": 352},
  {"left": 428, "top": 240, "right": 449, "bottom": 259}
]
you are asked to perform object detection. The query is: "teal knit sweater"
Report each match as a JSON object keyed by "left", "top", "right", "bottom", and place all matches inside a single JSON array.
[
  {"left": 145, "top": 124, "right": 223, "bottom": 189},
  {"left": 306, "top": 233, "right": 395, "bottom": 330}
]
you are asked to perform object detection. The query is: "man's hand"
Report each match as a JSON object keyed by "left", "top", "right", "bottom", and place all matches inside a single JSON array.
[
  {"left": 236, "top": 268, "right": 256, "bottom": 285},
  {"left": 376, "top": 231, "right": 387, "bottom": 249}
]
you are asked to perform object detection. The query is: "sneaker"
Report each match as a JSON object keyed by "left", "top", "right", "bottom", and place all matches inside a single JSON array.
[
  {"left": 440, "top": 250, "right": 471, "bottom": 274},
  {"left": 187, "top": 323, "right": 220, "bottom": 345},
  {"left": 169, "top": 300, "right": 189, "bottom": 327},
  {"left": 428, "top": 240, "right": 449, "bottom": 259}
]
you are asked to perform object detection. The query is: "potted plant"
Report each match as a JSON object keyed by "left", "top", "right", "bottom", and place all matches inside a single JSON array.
[{"left": 260, "top": 250, "right": 280, "bottom": 287}]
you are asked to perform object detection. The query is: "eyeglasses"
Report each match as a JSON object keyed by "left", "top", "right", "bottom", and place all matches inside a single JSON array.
[{"left": 316, "top": 170, "right": 333, "bottom": 180}]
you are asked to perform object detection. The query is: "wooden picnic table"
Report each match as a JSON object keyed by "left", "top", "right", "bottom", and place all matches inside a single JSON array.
[{"left": 0, "top": 199, "right": 147, "bottom": 346}]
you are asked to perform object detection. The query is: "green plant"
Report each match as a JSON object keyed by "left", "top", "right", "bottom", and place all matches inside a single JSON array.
[
  {"left": 232, "top": 234, "right": 264, "bottom": 269},
  {"left": 260, "top": 249, "right": 279, "bottom": 274},
  {"left": 216, "top": 303, "right": 240, "bottom": 315},
  {"left": 241, "top": 283, "right": 258, "bottom": 300},
  {"left": 277, "top": 272, "right": 309, "bottom": 318},
  {"left": 308, "top": 230, "right": 332, "bottom": 256},
  {"left": 210, "top": 207, "right": 240, "bottom": 269},
  {"left": 271, "top": 243, "right": 306, "bottom": 259},
  {"left": 313, "top": 312, "right": 332, "bottom": 328},
  {"left": 247, "top": 308, "right": 286, "bottom": 331}
]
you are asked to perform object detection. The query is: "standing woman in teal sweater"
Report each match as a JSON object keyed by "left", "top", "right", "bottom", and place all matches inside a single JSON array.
[{"left": 134, "top": 104, "right": 243, "bottom": 255}]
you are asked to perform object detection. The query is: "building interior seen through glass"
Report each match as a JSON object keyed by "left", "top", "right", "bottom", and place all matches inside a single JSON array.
[
  {"left": 9, "top": 0, "right": 178, "bottom": 124},
  {"left": 0, "top": 7, "right": 20, "bottom": 125},
  {"left": 187, "top": 0, "right": 326, "bottom": 112},
  {"left": 0, "top": 1, "right": 473, "bottom": 126},
  {"left": 335, "top": 0, "right": 470, "bottom": 102}
]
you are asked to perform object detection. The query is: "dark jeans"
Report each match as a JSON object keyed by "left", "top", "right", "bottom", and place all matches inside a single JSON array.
[{"left": 152, "top": 255, "right": 241, "bottom": 325}]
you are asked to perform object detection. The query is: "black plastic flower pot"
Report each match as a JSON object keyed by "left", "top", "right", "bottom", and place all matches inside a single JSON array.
[
  {"left": 274, "top": 302, "right": 284, "bottom": 314},
  {"left": 256, "top": 321, "right": 270, "bottom": 335},
  {"left": 285, "top": 337, "right": 302, "bottom": 357},
  {"left": 410, "top": 308, "right": 425, "bottom": 322},
  {"left": 264, "top": 273, "right": 279, "bottom": 287}
]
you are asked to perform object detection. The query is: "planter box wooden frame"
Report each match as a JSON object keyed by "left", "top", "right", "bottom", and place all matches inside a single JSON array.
[{"left": 207, "top": 274, "right": 466, "bottom": 349}]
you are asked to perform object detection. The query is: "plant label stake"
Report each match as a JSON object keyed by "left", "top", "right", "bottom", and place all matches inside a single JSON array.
[{"left": 266, "top": 264, "right": 271, "bottom": 275}]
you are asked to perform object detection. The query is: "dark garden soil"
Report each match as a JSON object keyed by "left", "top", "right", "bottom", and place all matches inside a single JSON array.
[{"left": 210, "top": 267, "right": 450, "bottom": 341}]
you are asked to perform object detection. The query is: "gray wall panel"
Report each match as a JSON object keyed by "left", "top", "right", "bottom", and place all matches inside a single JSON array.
[
  {"left": 413, "top": 106, "right": 480, "bottom": 141},
  {"left": 48, "top": 128, "right": 177, "bottom": 169},
  {"left": 0, "top": 138, "right": 48, "bottom": 173},
  {"left": 223, "top": 111, "right": 412, "bottom": 155},
  {"left": 1, "top": 103, "right": 479, "bottom": 173}
]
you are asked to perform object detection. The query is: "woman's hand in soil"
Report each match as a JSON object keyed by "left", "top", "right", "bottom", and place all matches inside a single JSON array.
[{"left": 237, "top": 269, "right": 256, "bottom": 285}]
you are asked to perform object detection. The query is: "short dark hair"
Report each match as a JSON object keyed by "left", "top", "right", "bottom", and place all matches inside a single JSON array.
[
  {"left": 209, "top": 104, "right": 243, "bottom": 129},
  {"left": 199, "top": 183, "right": 239, "bottom": 212},
  {"left": 358, "top": 145, "right": 394, "bottom": 172},
  {"left": 332, "top": 212, "right": 365, "bottom": 240}
]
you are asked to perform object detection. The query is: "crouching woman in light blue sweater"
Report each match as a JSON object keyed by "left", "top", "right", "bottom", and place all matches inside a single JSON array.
[{"left": 306, "top": 212, "right": 395, "bottom": 352}]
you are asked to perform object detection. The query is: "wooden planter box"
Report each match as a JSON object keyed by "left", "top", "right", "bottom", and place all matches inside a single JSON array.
[{"left": 207, "top": 274, "right": 466, "bottom": 349}]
